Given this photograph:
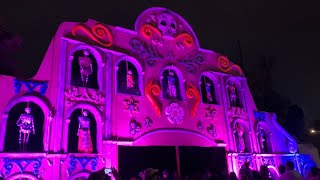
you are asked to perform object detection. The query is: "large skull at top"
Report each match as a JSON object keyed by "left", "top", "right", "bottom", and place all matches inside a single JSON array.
[{"left": 157, "top": 13, "right": 177, "bottom": 37}]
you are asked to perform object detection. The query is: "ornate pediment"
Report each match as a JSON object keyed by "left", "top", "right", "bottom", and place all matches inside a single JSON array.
[
  {"left": 65, "top": 85, "right": 105, "bottom": 110},
  {"left": 228, "top": 107, "right": 247, "bottom": 121}
]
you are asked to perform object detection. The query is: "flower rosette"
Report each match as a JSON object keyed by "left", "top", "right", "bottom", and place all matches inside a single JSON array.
[{"left": 165, "top": 103, "right": 184, "bottom": 124}]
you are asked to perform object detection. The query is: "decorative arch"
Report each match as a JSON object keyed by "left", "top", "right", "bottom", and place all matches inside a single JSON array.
[
  {"left": 160, "top": 65, "right": 185, "bottom": 100},
  {"left": 68, "top": 44, "right": 104, "bottom": 91},
  {"left": 231, "top": 119, "right": 252, "bottom": 153},
  {"left": 256, "top": 121, "right": 273, "bottom": 153},
  {"left": 63, "top": 103, "right": 103, "bottom": 153},
  {"left": 134, "top": 7, "right": 200, "bottom": 48},
  {"left": 0, "top": 95, "right": 51, "bottom": 152},
  {"left": 114, "top": 55, "right": 144, "bottom": 96},
  {"left": 133, "top": 129, "right": 217, "bottom": 147},
  {"left": 198, "top": 71, "right": 220, "bottom": 104},
  {"left": 5, "top": 173, "right": 39, "bottom": 180},
  {"left": 69, "top": 171, "right": 90, "bottom": 180},
  {"left": 226, "top": 77, "right": 244, "bottom": 108}
]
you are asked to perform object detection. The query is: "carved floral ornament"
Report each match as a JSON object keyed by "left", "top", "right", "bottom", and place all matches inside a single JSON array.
[
  {"left": 205, "top": 106, "right": 216, "bottom": 120},
  {"left": 123, "top": 96, "right": 139, "bottom": 114},
  {"left": 228, "top": 107, "right": 247, "bottom": 121},
  {"left": 261, "top": 156, "right": 275, "bottom": 167},
  {"left": 129, "top": 119, "right": 141, "bottom": 136},
  {"left": 165, "top": 103, "right": 184, "bottom": 124},
  {"left": 65, "top": 86, "right": 105, "bottom": 110}
]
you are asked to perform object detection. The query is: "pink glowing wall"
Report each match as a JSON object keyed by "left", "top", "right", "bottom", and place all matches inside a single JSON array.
[{"left": 0, "top": 7, "right": 314, "bottom": 180}]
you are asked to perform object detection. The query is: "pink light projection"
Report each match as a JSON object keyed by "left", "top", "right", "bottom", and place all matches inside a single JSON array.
[{"left": 0, "top": 7, "right": 317, "bottom": 180}]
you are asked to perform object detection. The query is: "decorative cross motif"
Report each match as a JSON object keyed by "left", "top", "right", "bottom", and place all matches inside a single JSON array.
[
  {"left": 14, "top": 79, "right": 48, "bottom": 96},
  {"left": 68, "top": 155, "right": 98, "bottom": 176},
  {"left": 207, "top": 124, "right": 217, "bottom": 137},
  {"left": 129, "top": 120, "right": 141, "bottom": 136},
  {"left": 144, "top": 117, "right": 153, "bottom": 128},
  {"left": 205, "top": 106, "right": 216, "bottom": 120},
  {"left": 124, "top": 96, "right": 139, "bottom": 114},
  {"left": 3, "top": 158, "right": 42, "bottom": 176}
]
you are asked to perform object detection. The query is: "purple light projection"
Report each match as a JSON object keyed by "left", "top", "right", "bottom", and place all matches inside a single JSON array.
[{"left": 0, "top": 7, "right": 316, "bottom": 180}]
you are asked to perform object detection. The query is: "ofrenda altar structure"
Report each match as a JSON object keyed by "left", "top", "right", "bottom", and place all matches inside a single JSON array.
[{"left": 0, "top": 7, "right": 317, "bottom": 180}]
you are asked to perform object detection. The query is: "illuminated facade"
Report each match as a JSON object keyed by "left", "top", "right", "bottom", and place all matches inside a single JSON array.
[{"left": 0, "top": 7, "right": 317, "bottom": 180}]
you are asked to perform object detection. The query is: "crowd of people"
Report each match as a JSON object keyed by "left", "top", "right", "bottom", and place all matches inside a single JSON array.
[{"left": 88, "top": 161, "right": 320, "bottom": 180}]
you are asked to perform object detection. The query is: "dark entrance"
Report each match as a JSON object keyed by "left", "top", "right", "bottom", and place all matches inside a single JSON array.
[
  {"left": 118, "top": 146, "right": 227, "bottom": 180},
  {"left": 179, "top": 146, "right": 227, "bottom": 179}
]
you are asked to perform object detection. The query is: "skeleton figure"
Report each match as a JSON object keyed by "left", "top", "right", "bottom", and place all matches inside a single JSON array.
[
  {"left": 167, "top": 71, "right": 177, "bottom": 99},
  {"left": 228, "top": 82, "right": 237, "bottom": 106},
  {"left": 16, "top": 107, "right": 35, "bottom": 150},
  {"left": 205, "top": 82, "right": 213, "bottom": 102},
  {"left": 257, "top": 126, "right": 266, "bottom": 152},
  {"left": 235, "top": 123, "right": 245, "bottom": 153},
  {"left": 77, "top": 110, "right": 93, "bottom": 153},
  {"left": 126, "top": 70, "right": 134, "bottom": 88},
  {"left": 78, "top": 50, "right": 93, "bottom": 86},
  {"left": 158, "top": 13, "right": 177, "bottom": 37}
]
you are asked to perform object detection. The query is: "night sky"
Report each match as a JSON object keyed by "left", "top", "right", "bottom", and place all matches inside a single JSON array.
[{"left": 1, "top": 0, "right": 320, "bottom": 126}]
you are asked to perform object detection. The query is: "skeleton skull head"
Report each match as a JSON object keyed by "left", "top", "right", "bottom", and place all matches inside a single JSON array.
[
  {"left": 158, "top": 13, "right": 177, "bottom": 37},
  {"left": 83, "top": 50, "right": 89, "bottom": 56},
  {"left": 25, "top": 107, "right": 31, "bottom": 114},
  {"left": 82, "top": 110, "right": 88, "bottom": 116}
]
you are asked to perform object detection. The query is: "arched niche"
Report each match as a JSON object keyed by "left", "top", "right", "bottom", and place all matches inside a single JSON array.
[
  {"left": 226, "top": 77, "right": 243, "bottom": 108},
  {"left": 256, "top": 121, "right": 273, "bottom": 153},
  {"left": 64, "top": 103, "right": 102, "bottom": 153},
  {"left": 232, "top": 119, "right": 251, "bottom": 153},
  {"left": 160, "top": 66, "right": 185, "bottom": 101},
  {"left": 68, "top": 44, "right": 104, "bottom": 91},
  {"left": 69, "top": 172, "right": 90, "bottom": 180},
  {"left": 115, "top": 55, "right": 143, "bottom": 96},
  {"left": 0, "top": 95, "right": 51, "bottom": 152},
  {"left": 133, "top": 129, "right": 217, "bottom": 147},
  {"left": 5, "top": 173, "right": 39, "bottom": 180},
  {"left": 199, "top": 72, "right": 220, "bottom": 104}
]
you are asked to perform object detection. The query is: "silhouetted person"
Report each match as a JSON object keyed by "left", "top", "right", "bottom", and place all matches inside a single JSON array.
[
  {"left": 239, "top": 161, "right": 252, "bottom": 180},
  {"left": 229, "top": 172, "right": 238, "bottom": 180},
  {"left": 279, "top": 161, "right": 302, "bottom": 180},
  {"left": 306, "top": 166, "right": 320, "bottom": 180},
  {"left": 251, "top": 170, "right": 261, "bottom": 180},
  {"left": 88, "top": 167, "right": 120, "bottom": 180},
  {"left": 260, "top": 165, "right": 272, "bottom": 180},
  {"left": 278, "top": 164, "right": 286, "bottom": 175}
]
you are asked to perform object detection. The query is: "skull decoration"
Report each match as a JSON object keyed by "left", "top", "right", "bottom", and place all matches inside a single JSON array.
[{"left": 157, "top": 13, "right": 177, "bottom": 37}]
